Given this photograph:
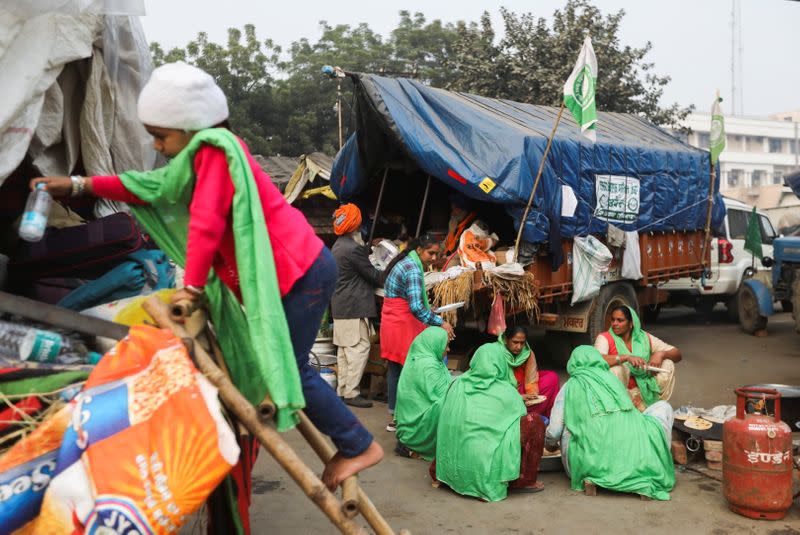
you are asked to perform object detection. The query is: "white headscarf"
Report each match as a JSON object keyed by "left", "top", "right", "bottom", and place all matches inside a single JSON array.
[{"left": 137, "top": 61, "right": 229, "bottom": 130}]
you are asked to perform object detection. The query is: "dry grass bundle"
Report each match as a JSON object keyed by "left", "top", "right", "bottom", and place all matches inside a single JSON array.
[
  {"left": 431, "top": 272, "right": 474, "bottom": 324},
  {"left": 485, "top": 271, "right": 540, "bottom": 322},
  {"left": 0, "top": 384, "right": 80, "bottom": 455}
]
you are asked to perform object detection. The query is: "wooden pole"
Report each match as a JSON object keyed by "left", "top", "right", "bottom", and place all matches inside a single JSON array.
[
  {"left": 142, "top": 297, "right": 367, "bottom": 535},
  {"left": 296, "top": 412, "right": 396, "bottom": 535},
  {"left": 292, "top": 416, "right": 359, "bottom": 518},
  {"left": 0, "top": 291, "right": 128, "bottom": 340},
  {"left": 337, "top": 79, "right": 344, "bottom": 150},
  {"left": 165, "top": 299, "right": 403, "bottom": 532},
  {"left": 170, "top": 300, "right": 277, "bottom": 421},
  {"left": 415, "top": 175, "right": 432, "bottom": 238},
  {"left": 368, "top": 168, "right": 389, "bottom": 244},
  {"left": 513, "top": 103, "right": 566, "bottom": 260},
  {"left": 700, "top": 162, "right": 717, "bottom": 268}
]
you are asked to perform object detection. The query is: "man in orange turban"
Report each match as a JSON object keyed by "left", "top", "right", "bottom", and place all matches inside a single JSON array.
[
  {"left": 333, "top": 203, "right": 362, "bottom": 236},
  {"left": 330, "top": 204, "right": 383, "bottom": 407}
]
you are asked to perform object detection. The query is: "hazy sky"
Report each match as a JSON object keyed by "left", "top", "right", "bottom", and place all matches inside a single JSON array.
[{"left": 139, "top": 0, "right": 798, "bottom": 118}]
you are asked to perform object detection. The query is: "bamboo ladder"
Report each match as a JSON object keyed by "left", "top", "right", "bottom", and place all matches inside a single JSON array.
[{"left": 144, "top": 297, "right": 407, "bottom": 535}]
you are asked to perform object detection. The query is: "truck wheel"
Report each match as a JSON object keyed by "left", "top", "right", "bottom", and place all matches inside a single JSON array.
[
  {"left": 588, "top": 282, "right": 639, "bottom": 342},
  {"left": 792, "top": 278, "right": 800, "bottom": 333},
  {"left": 737, "top": 284, "right": 767, "bottom": 334}
]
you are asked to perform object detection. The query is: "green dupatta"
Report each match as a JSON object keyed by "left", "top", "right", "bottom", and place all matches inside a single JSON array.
[
  {"left": 562, "top": 346, "right": 674, "bottom": 500},
  {"left": 495, "top": 334, "right": 530, "bottom": 386},
  {"left": 395, "top": 327, "right": 452, "bottom": 460},
  {"left": 607, "top": 306, "right": 660, "bottom": 406},
  {"left": 120, "top": 128, "right": 303, "bottom": 431}
]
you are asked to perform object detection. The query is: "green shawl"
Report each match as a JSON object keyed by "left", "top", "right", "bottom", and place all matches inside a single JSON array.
[
  {"left": 408, "top": 250, "right": 430, "bottom": 309},
  {"left": 607, "top": 306, "right": 660, "bottom": 406},
  {"left": 563, "top": 346, "right": 675, "bottom": 500},
  {"left": 119, "top": 128, "right": 303, "bottom": 431},
  {"left": 395, "top": 327, "right": 452, "bottom": 461},
  {"left": 435, "top": 341, "right": 526, "bottom": 502},
  {"left": 496, "top": 334, "right": 530, "bottom": 384}
]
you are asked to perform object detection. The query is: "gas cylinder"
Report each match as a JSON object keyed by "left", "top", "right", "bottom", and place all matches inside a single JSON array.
[{"left": 722, "top": 387, "right": 793, "bottom": 520}]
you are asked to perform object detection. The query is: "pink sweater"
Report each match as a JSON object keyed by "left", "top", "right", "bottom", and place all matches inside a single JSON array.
[{"left": 92, "top": 141, "right": 324, "bottom": 297}]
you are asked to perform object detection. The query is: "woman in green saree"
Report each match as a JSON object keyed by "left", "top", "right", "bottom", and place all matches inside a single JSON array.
[
  {"left": 544, "top": 346, "right": 675, "bottom": 500},
  {"left": 395, "top": 327, "right": 452, "bottom": 460}
]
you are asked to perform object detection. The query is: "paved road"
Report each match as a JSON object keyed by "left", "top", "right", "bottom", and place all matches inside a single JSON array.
[{"left": 250, "top": 307, "right": 800, "bottom": 534}]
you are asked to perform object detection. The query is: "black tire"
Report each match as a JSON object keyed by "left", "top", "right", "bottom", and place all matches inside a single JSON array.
[
  {"left": 737, "top": 284, "right": 767, "bottom": 334},
  {"left": 641, "top": 304, "right": 662, "bottom": 323},
  {"left": 587, "top": 282, "right": 639, "bottom": 342}
]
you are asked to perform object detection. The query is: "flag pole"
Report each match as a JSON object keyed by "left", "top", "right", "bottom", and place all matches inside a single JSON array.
[
  {"left": 513, "top": 102, "right": 566, "bottom": 260},
  {"left": 700, "top": 89, "right": 721, "bottom": 269},
  {"left": 701, "top": 162, "right": 716, "bottom": 269}
]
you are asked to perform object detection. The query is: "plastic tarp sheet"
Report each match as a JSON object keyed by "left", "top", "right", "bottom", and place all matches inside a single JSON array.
[
  {"left": 0, "top": 1, "right": 155, "bottom": 196},
  {"left": 331, "top": 74, "right": 725, "bottom": 244}
]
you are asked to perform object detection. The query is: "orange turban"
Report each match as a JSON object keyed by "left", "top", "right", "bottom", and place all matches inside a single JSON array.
[{"left": 333, "top": 203, "right": 362, "bottom": 236}]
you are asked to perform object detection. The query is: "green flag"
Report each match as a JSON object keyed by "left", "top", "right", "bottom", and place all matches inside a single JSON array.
[
  {"left": 744, "top": 206, "right": 763, "bottom": 260},
  {"left": 709, "top": 95, "right": 726, "bottom": 164},
  {"left": 563, "top": 36, "right": 598, "bottom": 142}
]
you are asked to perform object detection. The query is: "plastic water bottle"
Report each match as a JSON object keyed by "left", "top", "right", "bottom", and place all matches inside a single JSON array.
[
  {"left": 0, "top": 320, "right": 34, "bottom": 356},
  {"left": 18, "top": 328, "right": 86, "bottom": 363},
  {"left": 0, "top": 321, "right": 89, "bottom": 363},
  {"left": 19, "top": 183, "right": 52, "bottom": 242}
]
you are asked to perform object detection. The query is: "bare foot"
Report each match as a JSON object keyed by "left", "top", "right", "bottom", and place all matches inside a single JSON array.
[{"left": 321, "top": 440, "right": 384, "bottom": 491}]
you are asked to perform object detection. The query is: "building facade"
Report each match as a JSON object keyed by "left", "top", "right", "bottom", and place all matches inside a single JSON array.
[{"left": 675, "top": 111, "right": 800, "bottom": 230}]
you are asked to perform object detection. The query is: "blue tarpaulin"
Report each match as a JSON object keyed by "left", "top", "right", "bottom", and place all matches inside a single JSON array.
[{"left": 331, "top": 74, "right": 725, "bottom": 244}]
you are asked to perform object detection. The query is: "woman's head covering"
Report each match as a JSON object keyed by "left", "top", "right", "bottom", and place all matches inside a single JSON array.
[
  {"left": 333, "top": 203, "right": 362, "bottom": 235},
  {"left": 138, "top": 62, "right": 229, "bottom": 131},
  {"left": 498, "top": 332, "right": 530, "bottom": 369},
  {"left": 406, "top": 326, "right": 448, "bottom": 362},
  {"left": 566, "top": 345, "right": 632, "bottom": 415}
]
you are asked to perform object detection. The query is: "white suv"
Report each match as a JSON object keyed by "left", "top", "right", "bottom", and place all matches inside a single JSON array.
[{"left": 657, "top": 197, "right": 776, "bottom": 320}]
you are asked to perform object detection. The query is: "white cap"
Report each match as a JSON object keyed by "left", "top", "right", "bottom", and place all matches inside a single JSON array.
[{"left": 137, "top": 61, "right": 229, "bottom": 131}]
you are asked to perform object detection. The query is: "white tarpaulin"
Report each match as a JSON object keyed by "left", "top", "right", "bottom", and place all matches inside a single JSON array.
[{"left": 0, "top": 0, "right": 154, "bottom": 194}]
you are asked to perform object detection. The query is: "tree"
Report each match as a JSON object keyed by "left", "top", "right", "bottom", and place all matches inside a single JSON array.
[
  {"left": 446, "top": 1, "right": 691, "bottom": 128},
  {"left": 389, "top": 11, "right": 459, "bottom": 87},
  {"left": 277, "top": 22, "right": 395, "bottom": 155},
  {"left": 150, "top": 25, "right": 282, "bottom": 155},
  {"left": 147, "top": 2, "right": 690, "bottom": 156},
  {"left": 443, "top": 13, "right": 505, "bottom": 97}
]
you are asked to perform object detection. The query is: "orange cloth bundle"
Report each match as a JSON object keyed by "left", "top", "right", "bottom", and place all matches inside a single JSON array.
[{"left": 7, "top": 326, "right": 239, "bottom": 534}]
